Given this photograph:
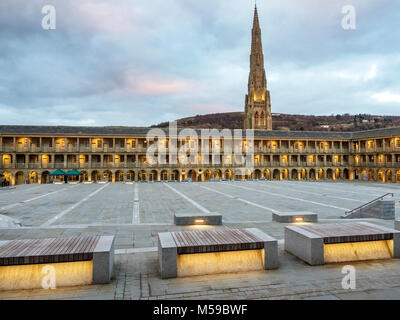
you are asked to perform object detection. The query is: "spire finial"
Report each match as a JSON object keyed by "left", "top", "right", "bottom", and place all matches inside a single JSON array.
[{"left": 252, "top": 1, "right": 260, "bottom": 30}]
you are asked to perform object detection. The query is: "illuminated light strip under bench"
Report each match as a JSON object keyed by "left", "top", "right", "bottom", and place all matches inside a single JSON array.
[
  {"left": 0, "top": 235, "right": 115, "bottom": 291},
  {"left": 158, "top": 228, "right": 278, "bottom": 279},
  {"left": 174, "top": 213, "right": 222, "bottom": 226},
  {"left": 272, "top": 212, "right": 318, "bottom": 223},
  {"left": 285, "top": 222, "right": 400, "bottom": 266}
]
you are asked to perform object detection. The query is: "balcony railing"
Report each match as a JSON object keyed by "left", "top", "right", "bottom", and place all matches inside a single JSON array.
[
  {"left": 42, "top": 146, "right": 54, "bottom": 153},
  {"left": 27, "top": 163, "right": 40, "bottom": 169},
  {"left": 2, "top": 145, "right": 14, "bottom": 152},
  {"left": 79, "top": 146, "right": 91, "bottom": 152}
]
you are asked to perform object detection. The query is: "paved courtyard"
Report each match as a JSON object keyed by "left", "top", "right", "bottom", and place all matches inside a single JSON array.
[{"left": 0, "top": 180, "right": 400, "bottom": 300}]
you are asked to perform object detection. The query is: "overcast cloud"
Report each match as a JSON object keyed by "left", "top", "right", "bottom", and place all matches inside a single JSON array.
[{"left": 0, "top": 0, "right": 399, "bottom": 126}]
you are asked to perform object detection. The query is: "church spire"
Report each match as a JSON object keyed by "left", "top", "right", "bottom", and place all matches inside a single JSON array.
[
  {"left": 252, "top": 4, "right": 260, "bottom": 31},
  {"left": 244, "top": 5, "right": 273, "bottom": 130}
]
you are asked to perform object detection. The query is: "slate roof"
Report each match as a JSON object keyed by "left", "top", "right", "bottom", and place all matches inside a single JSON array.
[{"left": 0, "top": 125, "right": 399, "bottom": 140}]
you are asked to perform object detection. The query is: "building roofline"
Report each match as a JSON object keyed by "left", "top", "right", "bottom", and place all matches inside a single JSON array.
[{"left": 0, "top": 125, "right": 399, "bottom": 139}]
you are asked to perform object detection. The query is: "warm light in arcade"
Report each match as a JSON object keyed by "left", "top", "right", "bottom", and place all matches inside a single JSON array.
[
  {"left": 295, "top": 217, "right": 304, "bottom": 222},
  {"left": 194, "top": 219, "right": 205, "bottom": 224}
]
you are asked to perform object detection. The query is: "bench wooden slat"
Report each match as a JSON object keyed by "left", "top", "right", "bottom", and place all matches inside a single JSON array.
[
  {"left": 172, "top": 229, "right": 265, "bottom": 254},
  {"left": 299, "top": 222, "right": 394, "bottom": 244},
  {"left": 79, "top": 235, "right": 99, "bottom": 261},
  {"left": 0, "top": 236, "right": 101, "bottom": 266},
  {"left": 0, "top": 239, "right": 29, "bottom": 257}
]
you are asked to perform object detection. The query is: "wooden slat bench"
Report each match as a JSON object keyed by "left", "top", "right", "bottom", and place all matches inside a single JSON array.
[
  {"left": 0, "top": 235, "right": 115, "bottom": 291},
  {"left": 158, "top": 228, "right": 278, "bottom": 278},
  {"left": 285, "top": 222, "right": 400, "bottom": 265}
]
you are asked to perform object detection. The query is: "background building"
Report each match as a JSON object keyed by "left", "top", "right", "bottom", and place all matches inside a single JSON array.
[{"left": 1, "top": 125, "right": 400, "bottom": 185}]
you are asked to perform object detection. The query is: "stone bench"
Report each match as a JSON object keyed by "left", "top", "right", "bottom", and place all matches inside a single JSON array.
[
  {"left": 0, "top": 235, "right": 115, "bottom": 291},
  {"left": 158, "top": 228, "right": 278, "bottom": 278},
  {"left": 285, "top": 222, "right": 400, "bottom": 265},
  {"left": 174, "top": 213, "right": 222, "bottom": 226},
  {"left": 272, "top": 211, "right": 318, "bottom": 223}
]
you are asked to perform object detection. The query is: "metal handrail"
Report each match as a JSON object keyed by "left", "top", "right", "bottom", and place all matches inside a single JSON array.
[{"left": 345, "top": 193, "right": 394, "bottom": 215}]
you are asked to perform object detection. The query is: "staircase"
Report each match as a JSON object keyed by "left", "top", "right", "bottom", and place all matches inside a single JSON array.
[{"left": 342, "top": 193, "right": 395, "bottom": 220}]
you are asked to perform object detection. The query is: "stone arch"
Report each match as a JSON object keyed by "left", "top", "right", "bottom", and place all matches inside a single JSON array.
[
  {"left": 281, "top": 169, "right": 289, "bottom": 180},
  {"left": 291, "top": 169, "right": 298, "bottom": 180},
  {"left": 103, "top": 170, "right": 112, "bottom": 182},
  {"left": 27, "top": 171, "right": 38, "bottom": 184},
  {"left": 273, "top": 169, "right": 280, "bottom": 180},
  {"left": 41, "top": 171, "right": 50, "bottom": 184},
  {"left": 188, "top": 169, "right": 198, "bottom": 181},
  {"left": 115, "top": 170, "right": 124, "bottom": 182},
  {"left": 360, "top": 169, "right": 367, "bottom": 181},
  {"left": 309, "top": 169, "right": 316, "bottom": 180},
  {"left": 139, "top": 170, "right": 147, "bottom": 181},
  {"left": 80, "top": 171, "right": 89, "bottom": 182},
  {"left": 126, "top": 170, "right": 135, "bottom": 182},
  {"left": 396, "top": 170, "right": 400, "bottom": 183},
  {"left": 171, "top": 170, "right": 180, "bottom": 181},
  {"left": 254, "top": 169, "right": 262, "bottom": 179},
  {"left": 224, "top": 169, "right": 232, "bottom": 180},
  {"left": 368, "top": 169, "right": 375, "bottom": 181},
  {"left": 204, "top": 169, "right": 212, "bottom": 182},
  {"left": 214, "top": 169, "right": 222, "bottom": 180},
  {"left": 149, "top": 170, "right": 158, "bottom": 181},
  {"left": 91, "top": 170, "right": 100, "bottom": 182},
  {"left": 352, "top": 169, "right": 358, "bottom": 180},
  {"left": 343, "top": 168, "right": 350, "bottom": 180},
  {"left": 160, "top": 170, "right": 169, "bottom": 181},
  {"left": 377, "top": 169, "right": 385, "bottom": 183},
  {"left": 334, "top": 168, "right": 340, "bottom": 180},
  {"left": 300, "top": 168, "right": 307, "bottom": 180},
  {"left": 181, "top": 170, "right": 188, "bottom": 181},
  {"left": 317, "top": 168, "right": 324, "bottom": 180},
  {"left": 385, "top": 170, "right": 392, "bottom": 183},
  {"left": 1, "top": 171, "right": 12, "bottom": 186},
  {"left": 264, "top": 169, "right": 271, "bottom": 180},
  {"left": 326, "top": 169, "right": 333, "bottom": 180}
]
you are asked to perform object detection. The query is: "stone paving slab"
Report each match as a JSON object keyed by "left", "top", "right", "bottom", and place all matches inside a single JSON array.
[{"left": 0, "top": 181, "right": 399, "bottom": 299}]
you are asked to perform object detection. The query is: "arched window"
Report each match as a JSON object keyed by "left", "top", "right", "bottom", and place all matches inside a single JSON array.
[{"left": 260, "top": 112, "right": 265, "bottom": 126}]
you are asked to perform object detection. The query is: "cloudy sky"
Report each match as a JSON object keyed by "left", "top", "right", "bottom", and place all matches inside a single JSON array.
[{"left": 0, "top": 0, "right": 399, "bottom": 127}]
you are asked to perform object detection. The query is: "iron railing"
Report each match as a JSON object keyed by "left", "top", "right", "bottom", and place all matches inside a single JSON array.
[{"left": 344, "top": 193, "right": 394, "bottom": 216}]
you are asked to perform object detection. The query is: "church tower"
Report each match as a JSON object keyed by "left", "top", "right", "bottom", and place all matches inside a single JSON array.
[{"left": 244, "top": 5, "right": 272, "bottom": 130}]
